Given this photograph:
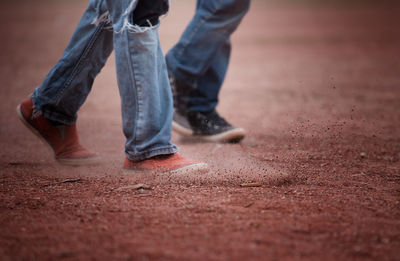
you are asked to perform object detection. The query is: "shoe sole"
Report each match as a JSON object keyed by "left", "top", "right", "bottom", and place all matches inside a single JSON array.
[
  {"left": 168, "top": 162, "right": 208, "bottom": 175},
  {"left": 172, "top": 120, "right": 245, "bottom": 143},
  {"left": 172, "top": 121, "right": 193, "bottom": 136},
  {"left": 123, "top": 162, "right": 208, "bottom": 175},
  {"left": 16, "top": 105, "right": 101, "bottom": 166}
]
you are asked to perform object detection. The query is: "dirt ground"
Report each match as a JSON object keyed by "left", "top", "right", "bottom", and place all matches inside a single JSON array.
[{"left": 1, "top": 0, "right": 399, "bottom": 260}]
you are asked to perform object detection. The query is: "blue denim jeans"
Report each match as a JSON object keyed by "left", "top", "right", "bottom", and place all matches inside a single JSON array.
[
  {"left": 166, "top": 0, "right": 251, "bottom": 113},
  {"left": 32, "top": 0, "right": 177, "bottom": 161}
]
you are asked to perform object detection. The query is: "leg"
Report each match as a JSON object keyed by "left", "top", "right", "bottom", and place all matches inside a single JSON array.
[
  {"left": 17, "top": 0, "right": 114, "bottom": 165},
  {"left": 105, "top": 0, "right": 207, "bottom": 172},
  {"left": 166, "top": 0, "right": 250, "bottom": 142},
  {"left": 33, "top": 0, "right": 114, "bottom": 124},
  {"left": 166, "top": 0, "right": 250, "bottom": 109},
  {"left": 188, "top": 39, "right": 232, "bottom": 113},
  {"left": 104, "top": 0, "right": 177, "bottom": 161}
]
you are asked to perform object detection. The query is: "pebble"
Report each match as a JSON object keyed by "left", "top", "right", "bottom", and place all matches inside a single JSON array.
[{"left": 114, "top": 184, "right": 152, "bottom": 191}]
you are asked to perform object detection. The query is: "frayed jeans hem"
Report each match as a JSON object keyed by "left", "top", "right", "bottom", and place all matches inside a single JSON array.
[
  {"left": 31, "top": 95, "right": 76, "bottom": 125},
  {"left": 125, "top": 146, "right": 178, "bottom": 162}
]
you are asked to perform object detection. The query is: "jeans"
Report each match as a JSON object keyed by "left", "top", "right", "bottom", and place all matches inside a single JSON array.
[
  {"left": 166, "top": 0, "right": 251, "bottom": 113},
  {"left": 32, "top": 0, "right": 177, "bottom": 161}
]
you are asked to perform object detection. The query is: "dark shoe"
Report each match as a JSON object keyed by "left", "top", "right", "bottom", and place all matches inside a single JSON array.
[
  {"left": 17, "top": 99, "right": 100, "bottom": 165},
  {"left": 123, "top": 153, "right": 208, "bottom": 174},
  {"left": 173, "top": 110, "right": 245, "bottom": 143},
  {"left": 169, "top": 74, "right": 245, "bottom": 143}
]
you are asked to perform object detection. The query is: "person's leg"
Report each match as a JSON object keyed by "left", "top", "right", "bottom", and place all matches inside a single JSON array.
[
  {"left": 104, "top": 0, "right": 176, "bottom": 161},
  {"left": 166, "top": 0, "right": 250, "bottom": 142},
  {"left": 188, "top": 39, "right": 232, "bottom": 113},
  {"left": 32, "top": 0, "right": 114, "bottom": 124},
  {"left": 167, "top": 0, "right": 249, "bottom": 93},
  {"left": 105, "top": 0, "right": 207, "bottom": 172},
  {"left": 17, "top": 0, "right": 114, "bottom": 165}
]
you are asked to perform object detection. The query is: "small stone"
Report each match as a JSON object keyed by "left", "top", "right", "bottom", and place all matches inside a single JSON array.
[
  {"left": 244, "top": 202, "right": 254, "bottom": 208},
  {"left": 101, "top": 225, "right": 108, "bottom": 231},
  {"left": 136, "top": 193, "right": 152, "bottom": 197},
  {"left": 61, "top": 178, "right": 81, "bottom": 184},
  {"left": 360, "top": 152, "right": 367, "bottom": 159},
  {"left": 114, "top": 184, "right": 152, "bottom": 191}
]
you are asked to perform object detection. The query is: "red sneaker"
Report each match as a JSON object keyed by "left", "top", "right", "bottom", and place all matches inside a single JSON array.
[
  {"left": 17, "top": 99, "right": 100, "bottom": 165},
  {"left": 123, "top": 153, "right": 208, "bottom": 174}
]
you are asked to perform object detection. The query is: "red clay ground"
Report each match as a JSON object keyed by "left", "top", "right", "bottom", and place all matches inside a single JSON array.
[{"left": 1, "top": 0, "right": 400, "bottom": 260}]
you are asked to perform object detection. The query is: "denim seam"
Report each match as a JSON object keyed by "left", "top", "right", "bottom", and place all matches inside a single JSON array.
[
  {"left": 54, "top": 22, "right": 106, "bottom": 104},
  {"left": 133, "top": 57, "right": 144, "bottom": 142},
  {"left": 123, "top": 30, "right": 140, "bottom": 150},
  {"left": 95, "top": 0, "right": 106, "bottom": 19}
]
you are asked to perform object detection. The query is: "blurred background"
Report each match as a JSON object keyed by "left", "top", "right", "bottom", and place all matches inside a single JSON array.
[{"left": 0, "top": 0, "right": 399, "bottom": 260}]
